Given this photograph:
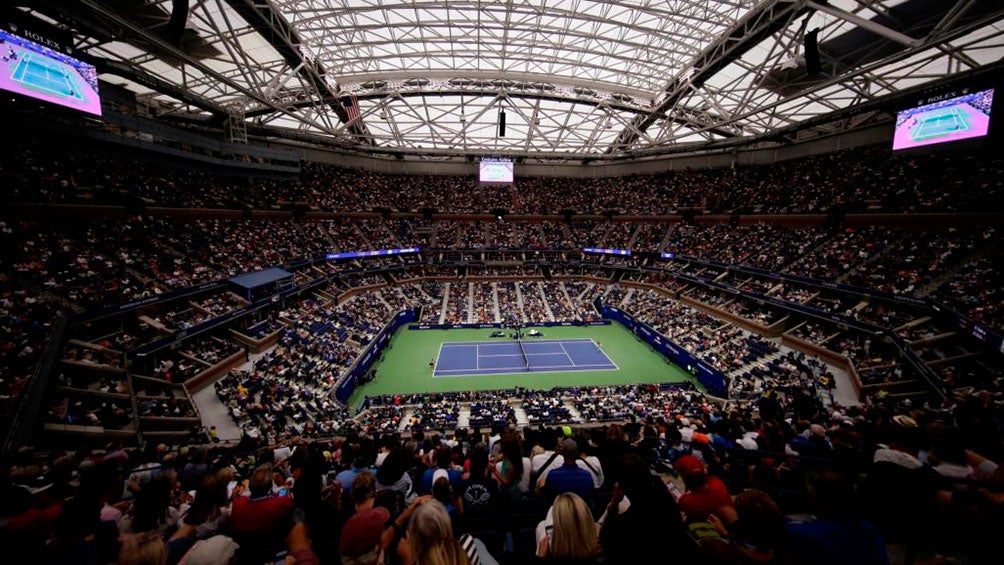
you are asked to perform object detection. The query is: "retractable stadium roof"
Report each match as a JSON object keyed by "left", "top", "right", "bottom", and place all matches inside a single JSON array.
[{"left": 22, "top": 0, "right": 1004, "bottom": 161}]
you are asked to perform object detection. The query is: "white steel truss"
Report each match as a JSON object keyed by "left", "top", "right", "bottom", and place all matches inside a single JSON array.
[{"left": 30, "top": 0, "right": 1004, "bottom": 159}]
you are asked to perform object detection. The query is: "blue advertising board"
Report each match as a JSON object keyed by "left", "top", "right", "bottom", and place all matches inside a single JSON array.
[
  {"left": 600, "top": 305, "right": 728, "bottom": 397},
  {"left": 335, "top": 309, "right": 417, "bottom": 403}
]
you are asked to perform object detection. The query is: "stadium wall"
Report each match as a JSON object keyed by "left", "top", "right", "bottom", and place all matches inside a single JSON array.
[{"left": 284, "top": 122, "right": 891, "bottom": 178}]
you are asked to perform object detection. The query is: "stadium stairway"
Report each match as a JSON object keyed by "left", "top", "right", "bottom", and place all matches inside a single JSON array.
[
  {"left": 512, "top": 404, "right": 529, "bottom": 427},
  {"left": 514, "top": 282, "right": 528, "bottom": 323},
  {"left": 726, "top": 349, "right": 787, "bottom": 379},
  {"left": 192, "top": 386, "right": 242, "bottom": 441},
  {"left": 536, "top": 282, "right": 556, "bottom": 321},
  {"left": 438, "top": 283, "right": 450, "bottom": 324},
  {"left": 492, "top": 283, "right": 502, "bottom": 322},
  {"left": 467, "top": 282, "right": 475, "bottom": 324}
]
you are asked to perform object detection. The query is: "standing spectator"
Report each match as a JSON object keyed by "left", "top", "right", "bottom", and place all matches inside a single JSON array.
[
  {"left": 376, "top": 447, "right": 415, "bottom": 497},
  {"left": 420, "top": 448, "right": 462, "bottom": 494},
  {"left": 860, "top": 416, "right": 941, "bottom": 549},
  {"left": 337, "top": 456, "right": 375, "bottom": 492}
]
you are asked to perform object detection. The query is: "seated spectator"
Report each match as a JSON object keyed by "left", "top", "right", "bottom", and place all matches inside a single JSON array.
[
  {"left": 230, "top": 463, "right": 294, "bottom": 545},
  {"left": 339, "top": 472, "right": 391, "bottom": 564},
  {"left": 337, "top": 456, "right": 376, "bottom": 492},
  {"left": 785, "top": 471, "right": 888, "bottom": 565},
  {"left": 391, "top": 498, "right": 479, "bottom": 565},
  {"left": 376, "top": 446, "right": 414, "bottom": 497},
  {"left": 536, "top": 492, "right": 600, "bottom": 562},
  {"left": 420, "top": 447, "right": 463, "bottom": 494},
  {"left": 599, "top": 453, "right": 690, "bottom": 562},
  {"left": 675, "top": 454, "right": 735, "bottom": 523},
  {"left": 491, "top": 437, "right": 531, "bottom": 498},
  {"left": 700, "top": 489, "right": 786, "bottom": 564},
  {"left": 459, "top": 446, "right": 499, "bottom": 521},
  {"left": 539, "top": 439, "right": 594, "bottom": 504}
]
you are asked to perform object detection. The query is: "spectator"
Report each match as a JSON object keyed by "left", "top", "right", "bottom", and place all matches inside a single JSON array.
[
  {"left": 376, "top": 446, "right": 414, "bottom": 497},
  {"left": 701, "top": 489, "right": 786, "bottom": 564},
  {"left": 599, "top": 453, "right": 690, "bottom": 562},
  {"left": 459, "top": 446, "right": 499, "bottom": 520},
  {"left": 339, "top": 472, "right": 390, "bottom": 564},
  {"left": 420, "top": 447, "right": 463, "bottom": 494},
  {"left": 675, "top": 454, "right": 735, "bottom": 523},
  {"left": 230, "top": 463, "right": 294, "bottom": 549},
  {"left": 539, "top": 439, "right": 594, "bottom": 503},
  {"left": 491, "top": 437, "right": 530, "bottom": 498},
  {"left": 337, "top": 456, "right": 375, "bottom": 492},
  {"left": 433, "top": 476, "right": 464, "bottom": 522},
  {"left": 785, "top": 471, "right": 888, "bottom": 565},
  {"left": 395, "top": 499, "right": 476, "bottom": 565},
  {"left": 536, "top": 492, "right": 599, "bottom": 562}
]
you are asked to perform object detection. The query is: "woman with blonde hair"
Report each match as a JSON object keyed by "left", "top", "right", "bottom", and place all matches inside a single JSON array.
[
  {"left": 538, "top": 492, "right": 599, "bottom": 561},
  {"left": 392, "top": 498, "right": 476, "bottom": 565}
]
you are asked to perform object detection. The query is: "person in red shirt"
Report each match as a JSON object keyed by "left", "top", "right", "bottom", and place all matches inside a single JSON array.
[
  {"left": 230, "top": 463, "right": 294, "bottom": 549},
  {"left": 675, "top": 454, "right": 735, "bottom": 523}
]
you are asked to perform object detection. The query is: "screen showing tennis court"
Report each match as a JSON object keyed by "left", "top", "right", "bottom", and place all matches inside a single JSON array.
[
  {"left": 892, "top": 89, "right": 993, "bottom": 150},
  {"left": 0, "top": 30, "right": 101, "bottom": 116}
]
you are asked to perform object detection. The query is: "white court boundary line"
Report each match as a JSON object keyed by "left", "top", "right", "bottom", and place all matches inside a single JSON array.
[
  {"left": 557, "top": 341, "right": 575, "bottom": 367},
  {"left": 13, "top": 52, "right": 78, "bottom": 99},
  {"left": 432, "top": 337, "right": 619, "bottom": 377},
  {"left": 440, "top": 338, "right": 595, "bottom": 347},
  {"left": 432, "top": 363, "right": 619, "bottom": 377}
]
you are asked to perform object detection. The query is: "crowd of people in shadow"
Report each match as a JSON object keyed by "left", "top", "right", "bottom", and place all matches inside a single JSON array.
[{"left": 3, "top": 377, "right": 1002, "bottom": 564}]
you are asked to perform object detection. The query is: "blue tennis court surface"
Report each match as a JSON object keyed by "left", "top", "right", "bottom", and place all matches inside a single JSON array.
[
  {"left": 910, "top": 107, "right": 970, "bottom": 141},
  {"left": 433, "top": 338, "right": 618, "bottom": 377},
  {"left": 10, "top": 54, "right": 82, "bottom": 100}
]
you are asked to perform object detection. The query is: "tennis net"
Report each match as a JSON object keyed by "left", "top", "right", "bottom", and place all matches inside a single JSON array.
[{"left": 515, "top": 333, "right": 530, "bottom": 370}]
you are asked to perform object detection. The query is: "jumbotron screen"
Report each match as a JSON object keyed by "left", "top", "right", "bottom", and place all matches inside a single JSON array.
[
  {"left": 892, "top": 89, "right": 993, "bottom": 150},
  {"left": 479, "top": 157, "right": 514, "bottom": 183},
  {"left": 0, "top": 29, "right": 102, "bottom": 116}
]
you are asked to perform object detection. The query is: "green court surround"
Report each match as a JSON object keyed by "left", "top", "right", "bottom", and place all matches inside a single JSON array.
[{"left": 348, "top": 323, "right": 695, "bottom": 408}]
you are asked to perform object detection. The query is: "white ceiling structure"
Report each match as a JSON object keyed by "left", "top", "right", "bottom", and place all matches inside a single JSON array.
[{"left": 32, "top": 0, "right": 1004, "bottom": 160}]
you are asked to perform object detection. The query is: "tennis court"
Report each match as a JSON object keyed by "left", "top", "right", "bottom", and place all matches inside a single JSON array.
[
  {"left": 909, "top": 106, "right": 970, "bottom": 141},
  {"left": 433, "top": 338, "right": 618, "bottom": 377},
  {"left": 10, "top": 53, "right": 82, "bottom": 99}
]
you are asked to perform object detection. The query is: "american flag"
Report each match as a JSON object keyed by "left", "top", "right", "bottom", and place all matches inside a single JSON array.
[{"left": 342, "top": 93, "right": 361, "bottom": 124}]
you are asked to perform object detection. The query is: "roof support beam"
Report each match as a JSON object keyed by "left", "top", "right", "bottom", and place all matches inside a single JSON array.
[
  {"left": 222, "top": 0, "right": 372, "bottom": 144},
  {"left": 607, "top": 0, "right": 812, "bottom": 153},
  {"left": 806, "top": 1, "right": 921, "bottom": 47},
  {"left": 92, "top": 56, "right": 227, "bottom": 116},
  {"left": 74, "top": 0, "right": 337, "bottom": 135}
]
